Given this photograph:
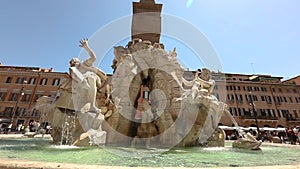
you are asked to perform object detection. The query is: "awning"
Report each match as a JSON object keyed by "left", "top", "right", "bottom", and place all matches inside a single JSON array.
[
  {"left": 219, "top": 126, "right": 286, "bottom": 132},
  {"left": 0, "top": 118, "right": 11, "bottom": 123}
]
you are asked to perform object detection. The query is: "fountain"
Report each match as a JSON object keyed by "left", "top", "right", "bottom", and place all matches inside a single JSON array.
[
  {"left": 1, "top": 1, "right": 300, "bottom": 168},
  {"left": 30, "top": 0, "right": 263, "bottom": 150},
  {"left": 34, "top": 37, "right": 228, "bottom": 148}
]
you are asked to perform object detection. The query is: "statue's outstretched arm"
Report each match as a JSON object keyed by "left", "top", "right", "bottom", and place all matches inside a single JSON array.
[{"left": 80, "top": 38, "right": 96, "bottom": 66}]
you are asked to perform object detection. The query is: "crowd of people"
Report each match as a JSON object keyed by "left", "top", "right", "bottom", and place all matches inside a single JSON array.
[
  {"left": 226, "top": 126, "right": 300, "bottom": 145},
  {"left": 0, "top": 121, "right": 51, "bottom": 134}
]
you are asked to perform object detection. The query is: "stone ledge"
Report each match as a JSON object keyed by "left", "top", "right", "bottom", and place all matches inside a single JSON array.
[{"left": 0, "top": 159, "right": 299, "bottom": 169}]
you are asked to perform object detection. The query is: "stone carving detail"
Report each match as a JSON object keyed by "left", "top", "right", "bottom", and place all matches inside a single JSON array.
[
  {"left": 109, "top": 38, "right": 227, "bottom": 147},
  {"left": 232, "top": 132, "right": 262, "bottom": 150}
]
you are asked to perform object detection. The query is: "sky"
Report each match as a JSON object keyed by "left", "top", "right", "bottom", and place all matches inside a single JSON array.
[{"left": 0, "top": 0, "right": 299, "bottom": 80}]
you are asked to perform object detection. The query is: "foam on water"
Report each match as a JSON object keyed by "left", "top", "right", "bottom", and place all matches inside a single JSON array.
[
  {"left": 203, "top": 147, "right": 227, "bottom": 151},
  {"left": 51, "top": 145, "right": 79, "bottom": 149}
]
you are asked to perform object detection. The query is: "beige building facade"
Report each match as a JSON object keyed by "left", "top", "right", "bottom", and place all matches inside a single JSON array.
[
  {"left": 0, "top": 64, "right": 69, "bottom": 130},
  {"left": 1, "top": 63, "right": 299, "bottom": 131},
  {"left": 211, "top": 73, "right": 300, "bottom": 128}
]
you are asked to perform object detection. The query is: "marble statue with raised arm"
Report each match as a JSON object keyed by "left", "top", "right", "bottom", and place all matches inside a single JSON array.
[
  {"left": 70, "top": 39, "right": 107, "bottom": 113},
  {"left": 69, "top": 39, "right": 108, "bottom": 145}
]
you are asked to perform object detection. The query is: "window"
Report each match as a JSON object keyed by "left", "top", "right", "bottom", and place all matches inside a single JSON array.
[
  {"left": 40, "top": 78, "right": 48, "bottom": 85},
  {"left": 286, "top": 89, "right": 290, "bottom": 93},
  {"left": 226, "top": 86, "right": 233, "bottom": 90},
  {"left": 278, "top": 88, "right": 282, "bottom": 93},
  {"left": 16, "top": 77, "right": 26, "bottom": 84},
  {"left": 28, "top": 77, "right": 36, "bottom": 85},
  {"left": 238, "top": 108, "right": 245, "bottom": 116},
  {"left": 9, "top": 93, "right": 18, "bottom": 101},
  {"left": 235, "top": 94, "right": 243, "bottom": 103},
  {"left": 266, "top": 96, "right": 272, "bottom": 104},
  {"left": 21, "top": 94, "right": 31, "bottom": 102},
  {"left": 252, "top": 95, "right": 258, "bottom": 101},
  {"left": 271, "top": 109, "right": 276, "bottom": 117},
  {"left": 230, "top": 107, "right": 237, "bottom": 116},
  {"left": 52, "top": 78, "right": 60, "bottom": 86},
  {"left": 6, "top": 77, "right": 12, "bottom": 83},
  {"left": 294, "top": 110, "right": 298, "bottom": 118},
  {"left": 276, "top": 110, "right": 280, "bottom": 118},
  {"left": 0, "top": 92, "right": 7, "bottom": 101},
  {"left": 245, "top": 86, "right": 251, "bottom": 91},
  {"left": 31, "top": 108, "right": 40, "bottom": 117},
  {"left": 257, "top": 109, "right": 262, "bottom": 116},
  {"left": 274, "top": 96, "right": 281, "bottom": 105},
  {"left": 266, "top": 109, "right": 272, "bottom": 117},
  {"left": 4, "top": 107, "right": 13, "bottom": 116},
  {"left": 289, "top": 97, "right": 293, "bottom": 103},
  {"left": 227, "top": 94, "right": 234, "bottom": 102},
  {"left": 272, "top": 88, "right": 276, "bottom": 92},
  {"left": 282, "top": 96, "right": 287, "bottom": 102},
  {"left": 249, "top": 108, "right": 254, "bottom": 116},
  {"left": 295, "top": 97, "right": 300, "bottom": 103},
  {"left": 281, "top": 110, "right": 290, "bottom": 118},
  {"left": 260, "top": 109, "right": 266, "bottom": 116},
  {"left": 16, "top": 107, "right": 26, "bottom": 116},
  {"left": 261, "top": 96, "right": 265, "bottom": 101},
  {"left": 259, "top": 87, "right": 267, "bottom": 92},
  {"left": 245, "top": 94, "right": 252, "bottom": 103},
  {"left": 234, "top": 86, "right": 240, "bottom": 91}
]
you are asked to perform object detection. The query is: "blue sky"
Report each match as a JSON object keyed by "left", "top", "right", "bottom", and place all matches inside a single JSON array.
[{"left": 0, "top": 0, "right": 299, "bottom": 79}]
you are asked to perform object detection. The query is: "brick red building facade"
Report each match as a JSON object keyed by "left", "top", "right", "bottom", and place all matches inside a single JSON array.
[{"left": 0, "top": 64, "right": 69, "bottom": 130}]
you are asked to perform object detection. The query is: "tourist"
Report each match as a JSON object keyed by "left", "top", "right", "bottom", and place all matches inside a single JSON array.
[
  {"left": 287, "top": 127, "right": 297, "bottom": 145},
  {"left": 294, "top": 126, "right": 300, "bottom": 144},
  {"left": 17, "top": 124, "right": 22, "bottom": 133},
  {"left": 5, "top": 123, "right": 12, "bottom": 134}
]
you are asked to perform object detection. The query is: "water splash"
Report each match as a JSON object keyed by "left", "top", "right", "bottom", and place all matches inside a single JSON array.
[
  {"left": 186, "top": 0, "right": 194, "bottom": 8},
  {"left": 203, "top": 147, "right": 227, "bottom": 151}
]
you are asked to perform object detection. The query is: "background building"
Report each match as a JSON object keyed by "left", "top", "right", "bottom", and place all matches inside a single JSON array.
[
  {"left": 211, "top": 72, "right": 300, "bottom": 129},
  {"left": 1, "top": 62, "right": 299, "bottom": 131},
  {"left": 0, "top": 64, "right": 69, "bottom": 131}
]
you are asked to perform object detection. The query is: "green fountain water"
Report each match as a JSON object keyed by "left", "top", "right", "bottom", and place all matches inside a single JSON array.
[{"left": 0, "top": 138, "right": 299, "bottom": 168}]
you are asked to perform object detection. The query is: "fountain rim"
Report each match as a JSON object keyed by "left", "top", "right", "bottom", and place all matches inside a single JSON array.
[
  {"left": 0, "top": 159, "right": 299, "bottom": 169},
  {"left": 0, "top": 134, "right": 299, "bottom": 169}
]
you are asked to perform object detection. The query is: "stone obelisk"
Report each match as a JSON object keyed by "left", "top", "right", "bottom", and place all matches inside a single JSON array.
[{"left": 131, "top": 0, "right": 163, "bottom": 44}]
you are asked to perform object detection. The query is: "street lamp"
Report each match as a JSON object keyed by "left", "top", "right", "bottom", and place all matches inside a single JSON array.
[
  {"left": 10, "top": 80, "right": 27, "bottom": 130},
  {"left": 249, "top": 92, "right": 260, "bottom": 139}
]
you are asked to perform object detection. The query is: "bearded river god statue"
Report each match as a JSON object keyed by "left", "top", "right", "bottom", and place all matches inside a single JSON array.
[{"left": 34, "top": 38, "right": 260, "bottom": 150}]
